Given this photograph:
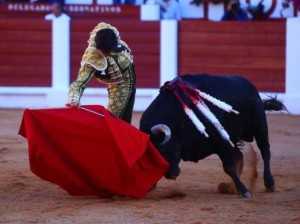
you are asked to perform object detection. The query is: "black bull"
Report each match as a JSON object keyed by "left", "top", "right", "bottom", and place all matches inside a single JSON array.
[{"left": 139, "top": 74, "right": 284, "bottom": 198}]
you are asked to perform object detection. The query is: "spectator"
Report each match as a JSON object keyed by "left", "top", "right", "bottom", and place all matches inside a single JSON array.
[
  {"left": 32, "top": 0, "right": 64, "bottom": 2},
  {"left": 44, "top": 2, "right": 70, "bottom": 20},
  {"left": 2, "top": 0, "right": 31, "bottom": 2},
  {"left": 155, "top": 0, "right": 182, "bottom": 20},
  {"left": 221, "top": 0, "right": 249, "bottom": 21},
  {"left": 113, "top": 0, "right": 136, "bottom": 4}
]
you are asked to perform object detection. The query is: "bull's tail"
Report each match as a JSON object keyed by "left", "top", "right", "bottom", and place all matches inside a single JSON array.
[{"left": 262, "top": 96, "right": 288, "bottom": 113}]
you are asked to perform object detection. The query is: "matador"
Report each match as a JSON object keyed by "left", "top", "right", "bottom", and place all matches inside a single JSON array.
[{"left": 67, "top": 22, "right": 136, "bottom": 123}]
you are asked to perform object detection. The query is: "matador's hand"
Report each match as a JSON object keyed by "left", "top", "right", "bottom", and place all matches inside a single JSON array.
[{"left": 65, "top": 101, "right": 80, "bottom": 108}]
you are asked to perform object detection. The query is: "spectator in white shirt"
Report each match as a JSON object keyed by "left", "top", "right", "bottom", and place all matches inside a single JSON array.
[
  {"left": 44, "top": 2, "right": 70, "bottom": 20},
  {"left": 155, "top": 0, "right": 182, "bottom": 20}
]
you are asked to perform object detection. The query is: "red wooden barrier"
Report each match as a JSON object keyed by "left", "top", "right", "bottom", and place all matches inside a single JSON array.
[
  {"left": 178, "top": 20, "right": 286, "bottom": 92},
  {"left": 0, "top": 19, "right": 52, "bottom": 87},
  {"left": 70, "top": 19, "right": 160, "bottom": 88},
  {"left": 1, "top": 17, "right": 286, "bottom": 93},
  {"left": 0, "top": 3, "right": 140, "bottom": 20}
]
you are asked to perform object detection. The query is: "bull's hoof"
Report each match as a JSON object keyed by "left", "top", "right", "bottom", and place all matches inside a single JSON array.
[
  {"left": 264, "top": 176, "right": 275, "bottom": 192},
  {"left": 238, "top": 191, "right": 252, "bottom": 199},
  {"left": 266, "top": 186, "right": 275, "bottom": 193}
]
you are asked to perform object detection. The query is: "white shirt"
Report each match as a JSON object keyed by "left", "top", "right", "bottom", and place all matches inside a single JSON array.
[
  {"left": 156, "top": 0, "right": 182, "bottom": 20},
  {"left": 44, "top": 13, "right": 71, "bottom": 20}
]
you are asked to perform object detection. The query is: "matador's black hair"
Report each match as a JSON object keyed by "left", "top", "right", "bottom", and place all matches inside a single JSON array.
[{"left": 95, "top": 29, "right": 118, "bottom": 55}]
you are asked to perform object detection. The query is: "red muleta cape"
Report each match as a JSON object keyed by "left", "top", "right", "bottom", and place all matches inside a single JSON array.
[{"left": 18, "top": 105, "right": 169, "bottom": 198}]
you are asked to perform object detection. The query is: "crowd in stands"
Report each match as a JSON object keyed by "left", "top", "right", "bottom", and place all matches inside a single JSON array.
[
  {"left": 0, "top": 0, "right": 279, "bottom": 21},
  {"left": 0, "top": 0, "right": 135, "bottom": 3},
  {"left": 155, "top": 0, "right": 182, "bottom": 20},
  {"left": 1, "top": 0, "right": 64, "bottom": 2},
  {"left": 221, "top": 0, "right": 249, "bottom": 21},
  {"left": 44, "top": 1, "right": 70, "bottom": 20}
]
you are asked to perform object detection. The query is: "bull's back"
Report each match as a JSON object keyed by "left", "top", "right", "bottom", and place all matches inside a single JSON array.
[
  {"left": 141, "top": 74, "right": 266, "bottom": 140},
  {"left": 181, "top": 74, "right": 266, "bottom": 138},
  {"left": 181, "top": 74, "right": 260, "bottom": 101},
  {"left": 182, "top": 74, "right": 261, "bottom": 109}
]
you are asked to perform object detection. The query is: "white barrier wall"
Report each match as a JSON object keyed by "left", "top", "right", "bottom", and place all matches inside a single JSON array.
[
  {"left": 47, "top": 19, "right": 71, "bottom": 107},
  {"left": 1, "top": 17, "right": 300, "bottom": 114},
  {"left": 284, "top": 17, "right": 300, "bottom": 114},
  {"left": 160, "top": 20, "right": 178, "bottom": 85}
]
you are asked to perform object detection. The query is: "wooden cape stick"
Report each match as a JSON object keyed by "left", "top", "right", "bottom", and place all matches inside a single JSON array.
[{"left": 80, "top": 106, "right": 105, "bottom": 117}]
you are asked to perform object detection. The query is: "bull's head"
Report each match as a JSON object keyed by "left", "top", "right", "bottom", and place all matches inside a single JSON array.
[{"left": 151, "top": 124, "right": 181, "bottom": 180}]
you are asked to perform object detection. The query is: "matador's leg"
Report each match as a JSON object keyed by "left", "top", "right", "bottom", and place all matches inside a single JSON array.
[{"left": 107, "top": 82, "right": 135, "bottom": 123}]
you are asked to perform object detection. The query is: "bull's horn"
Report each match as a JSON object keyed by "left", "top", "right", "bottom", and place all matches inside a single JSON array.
[{"left": 151, "top": 124, "right": 171, "bottom": 145}]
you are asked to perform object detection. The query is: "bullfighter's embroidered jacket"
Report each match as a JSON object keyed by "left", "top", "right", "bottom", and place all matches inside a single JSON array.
[{"left": 68, "top": 22, "right": 136, "bottom": 120}]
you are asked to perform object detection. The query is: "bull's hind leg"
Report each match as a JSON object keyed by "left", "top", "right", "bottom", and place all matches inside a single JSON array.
[
  {"left": 218, "top": 148, "right": 244, "bottom": 195},
  {"left": 234, "top": 148, "right": 244, "bottom": 177},
  {"left": 218, "top": 149, "right": 251, "bottom": 198},
  {"left": 254, "top": 124, "right": 275, "bottom": 192}
]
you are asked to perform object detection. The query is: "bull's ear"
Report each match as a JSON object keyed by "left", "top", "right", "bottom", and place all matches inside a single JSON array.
[{"left": 151, "top": 124, "right": 171, "bottom": 145}]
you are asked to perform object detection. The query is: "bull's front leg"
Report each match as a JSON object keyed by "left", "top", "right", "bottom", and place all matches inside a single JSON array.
[{"left": 218, "top": 150, "right": 251, "bottom": 198}]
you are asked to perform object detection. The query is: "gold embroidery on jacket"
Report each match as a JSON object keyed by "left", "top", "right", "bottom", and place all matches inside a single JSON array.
[
  {"left": 68, "top": 22, "right": 136, "bottom": 118},
  {"left": 80, "top": 47, "right": 107, "bottom": 71}
]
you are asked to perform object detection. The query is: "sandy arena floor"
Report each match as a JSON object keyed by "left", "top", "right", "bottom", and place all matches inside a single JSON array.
[{"left": 0, "top": 109, "right": 299, "bottom": 223}]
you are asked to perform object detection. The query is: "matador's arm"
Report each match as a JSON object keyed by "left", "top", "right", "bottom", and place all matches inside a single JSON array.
[{"left": 68, "top": 65, "right": 95, "bottom": 105}]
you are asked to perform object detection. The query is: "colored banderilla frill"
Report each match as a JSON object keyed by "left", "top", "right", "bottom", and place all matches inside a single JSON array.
[{"left": 164, "top": 78, "right": 239, "bottom": 147}]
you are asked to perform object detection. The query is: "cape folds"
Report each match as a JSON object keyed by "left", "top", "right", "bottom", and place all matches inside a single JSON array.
[{"left": 19, "top": 105, "right": 169, "bottom": 198}]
